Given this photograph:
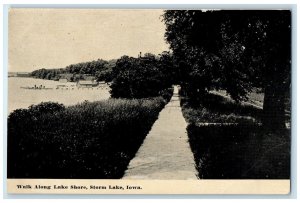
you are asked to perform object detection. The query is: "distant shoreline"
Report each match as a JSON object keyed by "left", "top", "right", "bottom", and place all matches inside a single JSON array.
[{"left": 8, "top": 77, "right": 110, "bottom": 113}]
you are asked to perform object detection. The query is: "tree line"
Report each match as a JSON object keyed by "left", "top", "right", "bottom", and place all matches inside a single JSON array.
[{"left": 30, "top": 59, "right": 116, "bottom": 82}]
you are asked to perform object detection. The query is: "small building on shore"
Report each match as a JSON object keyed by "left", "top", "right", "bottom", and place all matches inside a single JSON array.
[
  {"left": 76, "top": 80, "right": 98, "bottom": 88},
  {"left": 59, "top": 78, "right": 68, "bottom": 83}
]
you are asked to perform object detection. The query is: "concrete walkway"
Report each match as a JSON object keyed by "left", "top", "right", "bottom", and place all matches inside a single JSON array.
[{"left": 123, "top": 86, "right": 198, "bottom": 180}]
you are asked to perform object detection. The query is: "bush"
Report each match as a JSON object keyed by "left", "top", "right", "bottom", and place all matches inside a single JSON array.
[
  {"left": 8, "top": 98, "right": 168, "bottom": 179},
  {"left": 187, "top": 124, "right": 290, "bottom": 179}
]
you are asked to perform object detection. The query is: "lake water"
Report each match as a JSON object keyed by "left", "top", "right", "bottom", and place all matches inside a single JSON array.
[{"left": 8, "top": 77, "right": 110, "bottom": 113}]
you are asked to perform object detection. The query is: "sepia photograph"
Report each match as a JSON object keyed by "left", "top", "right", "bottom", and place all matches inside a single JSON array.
[{"left": 6, "top": 8, "right": 292, "bottom": 194}]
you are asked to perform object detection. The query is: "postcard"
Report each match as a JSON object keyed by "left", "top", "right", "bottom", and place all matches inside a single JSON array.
[{"left": 6, "top": 8, "right": 291, "bottom": 195}]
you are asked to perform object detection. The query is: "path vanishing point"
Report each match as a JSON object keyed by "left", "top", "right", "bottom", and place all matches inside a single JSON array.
[{"left": 123, "top": 86, "right": 198, "bottom": 180}]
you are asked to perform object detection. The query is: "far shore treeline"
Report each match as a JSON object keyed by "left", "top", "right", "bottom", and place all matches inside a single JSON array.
[{"left": 30, "top": 59, "right": 116, "bottom": 82}]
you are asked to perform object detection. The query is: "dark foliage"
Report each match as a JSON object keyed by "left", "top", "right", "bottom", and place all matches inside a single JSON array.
[
  {"left": 7, "top": 95, "right": 172, "bottom": 179},
  {"left": 180, "top": 91, "right": 290, "bottom": 179},
  {"left": 187, "top": 123, "right": 290, "bottom": 179},
  {"left": 163, "top": 10, "right": 291, "bottom": 129},
  {"left": 110, "top": 53, "right": 175, "bottom": 99},
  {"left": 30, "top": 59, "right": 115, "bottom": 82}
]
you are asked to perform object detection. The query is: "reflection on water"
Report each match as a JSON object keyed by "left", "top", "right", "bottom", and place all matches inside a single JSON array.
[{"left": 8, "top": 77, "right": 110, "bottom": 113}]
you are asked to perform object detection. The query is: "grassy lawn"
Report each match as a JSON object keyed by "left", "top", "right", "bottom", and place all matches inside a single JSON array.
[
  {"left": 181, "top": 93, "right": 262, "bottom": 124},
  {"left": 8, "top": 88, "right": 173, "bottom": 179},
  {"left": 214, "top": 88, "right": 264, "bottom": 106},
  {"left": 180, "top": 91, "right": 290, "bottom": 179},
  {"left": 248, "top": 89, "right": 264, "bottom": 104}
]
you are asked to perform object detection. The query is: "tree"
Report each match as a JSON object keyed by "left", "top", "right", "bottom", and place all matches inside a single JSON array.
[
  {"left": 163, "top": 10, "right": 291, "bottom": 129},
  {"left": 241, "top": 11, "right": 291, "bottom": 129},
  {"left": 95, "top": 59, "right": 116, "bottom": 82},
  {"left": 158, "top": 51, "right": 178, "bottom": 86},
  {"left": 163, "top": 10, "right": 253, "bottom": 100},
  {"left": 110, "top": 54, "right": 170, "bottom": 98}
]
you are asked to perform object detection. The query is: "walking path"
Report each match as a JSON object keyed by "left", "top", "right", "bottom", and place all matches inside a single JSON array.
[{"left": 123, "top": 86, "right": 198, "bottom": 180}]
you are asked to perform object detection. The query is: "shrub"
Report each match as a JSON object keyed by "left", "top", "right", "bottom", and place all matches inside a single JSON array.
[
  {"left": 28, "top": 102, "right": 65, "bottom": 115},
  {"left": 8, "top": 98, "right": 168, "bottom": 179},
  {"left": 187, "top": 123, "right": 290, "bottom": 179}
]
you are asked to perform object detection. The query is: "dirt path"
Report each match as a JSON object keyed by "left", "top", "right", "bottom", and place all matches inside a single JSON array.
[{"left": 123, "top": 86, "right": 198, "bottom": 180}]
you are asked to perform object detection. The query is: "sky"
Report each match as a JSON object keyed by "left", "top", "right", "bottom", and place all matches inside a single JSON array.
[{"left": 8, "top": 9, "right": 170, "bottom": 72}]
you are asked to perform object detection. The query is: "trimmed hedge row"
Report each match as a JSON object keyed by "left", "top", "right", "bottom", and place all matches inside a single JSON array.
[{"left": 187, "top": 124, "right": 290, "bottom": 179}]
